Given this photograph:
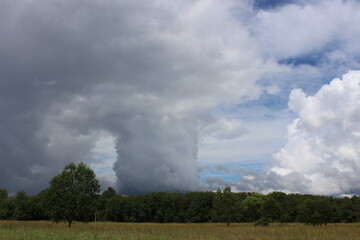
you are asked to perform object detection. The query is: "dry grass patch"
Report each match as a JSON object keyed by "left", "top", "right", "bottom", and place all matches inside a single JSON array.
[{"left": 1, "top": 221, "right": 360, "bottom": 240}]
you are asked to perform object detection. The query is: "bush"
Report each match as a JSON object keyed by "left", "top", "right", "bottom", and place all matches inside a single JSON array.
[{"left": 255, "top": 217, "right": 271, "bottom": 226}]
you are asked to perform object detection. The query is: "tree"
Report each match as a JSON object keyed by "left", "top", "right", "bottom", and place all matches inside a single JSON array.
[
  {"left": 12, "top": 191, "right": 30, "bottom": 220},
  {"left": 352, "top": 196, "right": 360, "bottom": 222},
  {"left": 45, "top": 162, "right": 100, "bottom": 227},
  {"left": 335, "top": 197, "right": 356, "bottom": 223},
  {"left": 213, "top": 187, "right": 236, "bottom": 226},
  {"left": 102, "top": 187, "right": 117, "bottom": 199},
  {"left": 94, "top": 187, "right": 117, "bottom": 221},
  {"left": 298, "top": 198, "right": 332, "bottom": 226},
  {"left": 105, "top": 195, "right": 127, "bottom": 222},
  {"left": 186, "top": 192, "right": 214, "bottom": 223},
  {"left": 256, "top": 196, "right": 281, "bottom": 226},
  {"left": 268, "top": 191, "right": 291, "bottom": 222},
  {"left": 0, "top": 188, "right": 10, "bottom": 219},
  {"left": 241, "top": 193, "right": 265, "bottom": 222}
]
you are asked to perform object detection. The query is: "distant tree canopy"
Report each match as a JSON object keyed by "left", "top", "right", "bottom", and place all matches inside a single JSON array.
[
  {"left": 45, "top": 162, "right": 100, "bottom": 227},
  {"left": 212, "top": 187, "right": 236, "bottom": 226},
  {"left": 241, "top": 193, "right": 265, "bottom": 222},
  {"left": 298, "top": 198, "right": 332, "bottom": 226},
  {"left": 0, "top": 189, "right": 9, "bottom": 219},
  {"left": 1, "top": 165, "right": 360, "bottom": 226}
]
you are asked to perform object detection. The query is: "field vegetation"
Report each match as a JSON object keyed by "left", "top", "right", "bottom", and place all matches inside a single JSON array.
[{"left": 1, "top": 221, "right": 360, "bottom": 240}]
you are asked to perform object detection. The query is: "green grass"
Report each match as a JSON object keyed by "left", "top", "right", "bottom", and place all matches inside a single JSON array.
[{"left": 1, "top": 221, "right": 360, "bottom": 240}]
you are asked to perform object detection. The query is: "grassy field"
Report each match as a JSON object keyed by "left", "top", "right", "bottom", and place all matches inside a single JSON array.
[{"left": 1, "top": 221, "right": 360, "bottom": 240}]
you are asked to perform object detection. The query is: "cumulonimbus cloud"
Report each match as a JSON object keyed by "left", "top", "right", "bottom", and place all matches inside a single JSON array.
[
  {"left": 3, "top": 0, "right": 359, "bottom": 196},
  {"left": 0, "top": 0, "right": 282, "bottom": 194},
  {"left": 206, "top": 71, "right": 360, "bottom": 196},
  {"left": 272, "top": 71, "right": 360, "bottom": 195}
]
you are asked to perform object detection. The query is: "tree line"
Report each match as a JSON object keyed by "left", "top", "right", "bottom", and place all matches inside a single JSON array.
[{"left": 0, "top": 163, "right": 360, "bottom": 227}]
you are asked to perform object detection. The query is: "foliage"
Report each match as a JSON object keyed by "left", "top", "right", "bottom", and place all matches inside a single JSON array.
[
  {"left": 212, "top": 187, "right": 237, "bottom": 226},
  {"left": 0, "top": 189, "right": 10, "bottom": 219},
  {"left": 241, "top": 193, "right": 265, "bottom": 222},
  {"left": 1, "top": 180, "right": 360, "bottom": 226},
  {"left": 45, "top": 162, "right": 100, "bottom": 227},
  {"left": 186, "top": 191, "right": 214, "bottom": 223},
  {"left": 106, "top": 195, "right": 126, "bottom": 222},
  {"left": 298, "top": 198, "right": 332, "bottom": 226},
  {"left": 261, "top": 196, "right": 281, "bottom": 222},
  {"left": 255, "top": 216, "right": 271, "bottom": 226},
  {"left": 102, "top": 187, "right": 117, "bottom": 199}
]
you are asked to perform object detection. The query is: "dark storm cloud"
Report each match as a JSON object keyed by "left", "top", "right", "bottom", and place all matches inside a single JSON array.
[
  {"left": 3, "top": 0, "right": 360, "bottom": 196},
  {"left": 0, "top": 0, "right": 265, "bottom": 194},
  {"left": 0, "top": 0, "right": 122, "bottom": 193}
]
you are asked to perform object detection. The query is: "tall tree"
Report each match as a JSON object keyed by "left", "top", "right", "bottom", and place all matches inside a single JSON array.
[
  {"left": 45, "top": 162, "right": 100, "bottom": 227},
  {"left": 105, "top": 195, "right": 127, "bottom": 222},
  {"left": 102, "top": 187, "right": 117, "bottom": 199},
  {"left": 12, "top": 191, "right": 30, "bottom": 220},
  {"left": 241, "top": 193, "right": 265, "bottom": 222},
  {"left": 268, "top": 191, "right": 291, "bottom": 222},
  {"left": 256, "top": 196, "right": 281, "bottom": 226},
  {"left": 213, "top": 187, "right": 236, "bottom": 226},
  {"left": 0, "top": 189, "right": 9, "bottom": 219},
  {"left": 298, "top": 198, "right": 332, "bottom": 226}
]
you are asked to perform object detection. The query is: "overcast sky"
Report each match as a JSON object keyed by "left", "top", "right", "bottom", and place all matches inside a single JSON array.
[{"left": 1, "top": 0, "right": 360, "bottom": 196}]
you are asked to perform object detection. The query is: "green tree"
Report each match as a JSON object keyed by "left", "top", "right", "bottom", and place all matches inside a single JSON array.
[
  {"left": 268, "top": 191, "right": 291, "bottom": 222},
  {"left": 45, "top": 162, "right": 100, "bottom": 227},
  {"left": 12, "top": 191, "right": 30, "bottom": 220},
  {"left": 94, "top": 187, "right": 117, "bottom": 221},
  {"left": 102, "top": 187, "right": 117, "bottom": 199},
  {"left": 352, "top": 196, "right": 360, "bottom": 222},
  {"left": 261, "top": 196, "right": 281, "bottom": 221},
  {"left": 335, "top": 197, "right": 356, "bottom": 223},
  {"left": 241, "top": 193, "right": 265, "bottom": 222},
  {"left": 256, "top": 196, "right": 281, "bottom": 226},
  {"left": 186, "top": 192, "right": 214, "bottom": 223},
  {"left": 213, "top": 187, "right": 236, "bottom": 226},
  {"left": 0, "top": 189, "right": 7, "bottom": 201},
  {"left": 298, "top": 198, "right": 332, "bottom": 226},
  {"left": 27, "top": 194, "right": 48, "bottom": 220},
  {"left": 105, "top": 195, "right": 127, "bottom": 222},
  {"left": 0, "top": 189, "right": 10, "bottom": 219}
]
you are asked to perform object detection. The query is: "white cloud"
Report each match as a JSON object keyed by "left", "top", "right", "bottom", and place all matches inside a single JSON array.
[
  {"left": 199, "top": 109, "right": 292, "bottom": 164},
  {"left": 252, "top": 0, "right": 360, "bottom": 59},
  {"left": 273, "top": 71, "right": 360, "bottom": 195},
  {"left": 200, "top": 118, "right": 249, "bottom": 141},
  {"left": 90, "top": 131, "right": 117, "bottom": 189}
]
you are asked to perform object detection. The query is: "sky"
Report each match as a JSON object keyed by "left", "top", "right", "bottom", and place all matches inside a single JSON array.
[{"left": 1, "top": 0, "right": 360, "bottom": 196}]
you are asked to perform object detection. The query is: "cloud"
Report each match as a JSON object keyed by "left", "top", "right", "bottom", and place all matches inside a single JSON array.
[
  {"left": 251, "top": 0, "right": 360, "bottom": 97},
  {"left": 198, "top": 109, "right": 291, "bottom": 165},
  {"left": 200, "top": 118, "right": 249, "bottom": 141},
  {"left": 205, "top": 71, "right": 360, "bottom": 196},
  {"left": 271, "top": 71, "right": 360, "bottom": 195},
  {"left": 0, "top": 0, "right": 280, "bottom": 195},
  {"left": 2, "top": 0, "right": 360, "bottom": 196},
  {"left": 201, "top": 0, "right": 360, "bottom": 195},
  {"left": 206, "top": 170, "right": 311, "bottom": 194},
  {"left": 252, "top": 0, "right": 360, "bottom": 59}
]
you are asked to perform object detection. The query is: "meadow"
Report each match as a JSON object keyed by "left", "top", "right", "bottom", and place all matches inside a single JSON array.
[{"left": 1, "top": 221, "right": 360, "bottom": 240}]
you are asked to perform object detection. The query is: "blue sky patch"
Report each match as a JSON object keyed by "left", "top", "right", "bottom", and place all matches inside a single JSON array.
[
  {"left": 253, "top": 0, "right": 300, "bottom": 10},
  {"left": 200, "top": 161, "right": 271, "bottom": 184}
]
